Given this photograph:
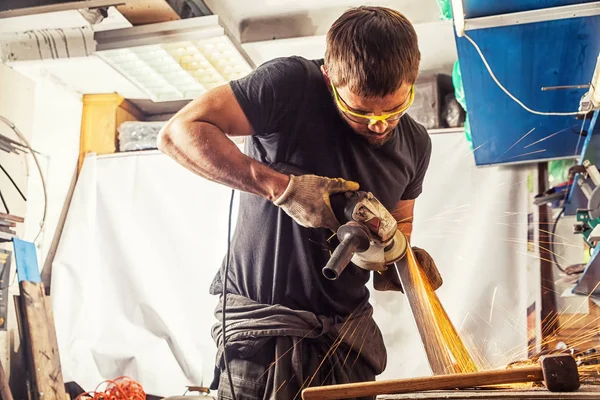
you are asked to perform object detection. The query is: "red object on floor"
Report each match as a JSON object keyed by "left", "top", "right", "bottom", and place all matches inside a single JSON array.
[{"left": 75, "top": 376, "right": 146, "bottom": 400}]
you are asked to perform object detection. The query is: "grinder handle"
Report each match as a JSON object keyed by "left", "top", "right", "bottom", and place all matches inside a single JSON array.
[{"left": 322, "top": 223, "right": 371, "bottom": 280}]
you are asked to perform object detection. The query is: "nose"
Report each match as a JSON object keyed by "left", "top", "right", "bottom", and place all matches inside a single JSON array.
[{"left": 368, "top": 119, "right": 388, "bottom": 134}]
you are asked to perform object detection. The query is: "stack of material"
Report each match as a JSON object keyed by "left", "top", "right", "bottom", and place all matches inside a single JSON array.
[
  {"left": 0, "top": 212, "right": 21, "bottom": 242},
  {"left": 0, "top": 132, "right": 28, "bottom": 155}
]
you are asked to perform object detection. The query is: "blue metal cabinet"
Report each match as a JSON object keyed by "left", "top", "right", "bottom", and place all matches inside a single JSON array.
[
  {"left": 454, "top": 1, "right": 600, "bottom": 166},
  {"left": 464, "top": 0, "right": 591, "bottom": 18}
]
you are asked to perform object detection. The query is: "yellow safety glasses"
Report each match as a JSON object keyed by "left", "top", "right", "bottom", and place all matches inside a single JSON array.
[{"left": 330, "top": 81, "right": 414, "bottom": 125}]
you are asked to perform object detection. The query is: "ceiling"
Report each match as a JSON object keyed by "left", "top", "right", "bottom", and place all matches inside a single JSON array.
[
  {"left": 202, "top": 0, "right": 443, "bottom": 42},
  {"left": 0, "top": 0, "right": 458, "bottom": 103}
]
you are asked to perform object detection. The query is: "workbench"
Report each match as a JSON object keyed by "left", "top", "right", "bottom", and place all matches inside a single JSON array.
[{"left": 379, "top": 385, "right": 600, "bottom": 399}]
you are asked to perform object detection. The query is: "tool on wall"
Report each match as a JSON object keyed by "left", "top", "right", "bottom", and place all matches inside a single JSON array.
[{"left": 571, "top": 160, "right": 600, "bottom": 298}]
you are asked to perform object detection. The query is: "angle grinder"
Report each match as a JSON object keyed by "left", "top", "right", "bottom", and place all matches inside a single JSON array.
[
  {"left": 325, "top": 191, "right": 408, "bottom": 280},
  {"left": 268, "top": 162, "right": 408, "bottom": 281}
]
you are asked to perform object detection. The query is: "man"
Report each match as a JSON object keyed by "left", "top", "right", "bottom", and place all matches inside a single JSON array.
[{"left": 158, "top": 6, "right": 439, "bottom": 399}]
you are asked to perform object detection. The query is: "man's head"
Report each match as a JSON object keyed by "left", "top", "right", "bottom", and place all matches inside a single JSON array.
[{"left": 323, "top": 6, "right": 420, "bottom": 147}]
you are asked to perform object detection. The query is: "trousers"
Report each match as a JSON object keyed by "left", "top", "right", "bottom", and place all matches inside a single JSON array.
[{"left": 210, "top": 293, "right": 387, "bottom": 400}]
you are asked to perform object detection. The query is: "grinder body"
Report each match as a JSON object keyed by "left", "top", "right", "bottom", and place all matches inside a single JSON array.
[{"left": 324, "top": 191, "right": 408, "bottom": 280}]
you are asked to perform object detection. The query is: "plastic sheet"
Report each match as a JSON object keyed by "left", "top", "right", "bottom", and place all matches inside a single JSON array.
[
  {"left": 118, "top": 121, "right": 164, "bottom": 152},
  {"left": 52, "top": 135, "right": 533, "bottom": 395}
]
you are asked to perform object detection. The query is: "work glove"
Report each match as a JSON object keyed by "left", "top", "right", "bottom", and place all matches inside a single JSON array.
[
  {"left": 373, "top": 247, "right": 443, "bottom": 292},
  {"left": 273, "top": 174, "right": 360, "bottom": 230}
]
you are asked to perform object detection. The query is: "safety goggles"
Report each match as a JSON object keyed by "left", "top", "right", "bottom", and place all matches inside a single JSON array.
[{"left": 330, "top": 81, "right": 414, "bottom": 125}]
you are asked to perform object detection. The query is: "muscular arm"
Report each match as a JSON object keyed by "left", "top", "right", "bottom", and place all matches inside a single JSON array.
[
  {"left": 391, "top": 199, "right": 415, "bottom": 243},
  {"left": 372, "top": 199, "right": 416, "bottom": 291},
  {"left": 157, "top": 84, "right": 289, "bottom": 201}
]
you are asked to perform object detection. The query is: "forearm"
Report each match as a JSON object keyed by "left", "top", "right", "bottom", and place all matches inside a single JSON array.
[
  {"left": 398, "top": 222, "right": 412, "bottom": 243},
  {"left": 158, "top": 119, "right": 289, "bottom": 201}
]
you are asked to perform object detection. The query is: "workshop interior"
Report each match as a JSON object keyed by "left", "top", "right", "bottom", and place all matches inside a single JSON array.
[{"left": 0, "top": 0, "right": 599, "bottom": 399}]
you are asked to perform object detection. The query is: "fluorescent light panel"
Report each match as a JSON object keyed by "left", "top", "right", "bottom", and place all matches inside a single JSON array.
[
  {"left": 99, "top": 36, "right": 252, "bottom": 101},
  {"left": 95, "top": 16, "right": 253, "bottom": 102}
]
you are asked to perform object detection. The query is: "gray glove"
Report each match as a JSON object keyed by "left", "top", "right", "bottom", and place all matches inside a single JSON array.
[
  {"left": 373, "top": 246, "right": 443, "bottom": 292},
  {"left": 273, "top": 174, "right": 360, "bottom": 230}
]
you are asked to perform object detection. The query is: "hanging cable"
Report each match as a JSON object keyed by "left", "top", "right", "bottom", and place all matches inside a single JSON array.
[
  {"left": 550, "top": 208, "right": 566, "bottom": 273},
  {"left": 0, "top": 115, "right": 47, "bottom": 243},
  {"left": 222, "top": 188, "right": 237, "bottom": 400},
  {"left": 0, "top": 163, "right": 27, "bottom": 201},
  {"left": 463, "top": 33, "right": 587, "bottom": 117},
  {"left": 0, "top": 189, "right": 8, "bottom": 214}
]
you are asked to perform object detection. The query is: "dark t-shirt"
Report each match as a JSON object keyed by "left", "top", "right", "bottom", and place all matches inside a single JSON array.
[{"left": 209, "top": 56, "right": 431, "bottom": 317}]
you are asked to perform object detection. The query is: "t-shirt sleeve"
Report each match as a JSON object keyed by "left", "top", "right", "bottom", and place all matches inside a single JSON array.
[
  {"left": 402, "top": 133, "right": 432, "bottom": 200},
  {"left": 229, "top": 57, "right": 307, "bottom": 136}
]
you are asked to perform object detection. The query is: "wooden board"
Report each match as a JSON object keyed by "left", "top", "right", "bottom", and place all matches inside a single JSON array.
[
  {"left": 0, "top": 355, "right": 14, "bottom": 400},
  {"left": 117, "top": 0, "right": 180, "bottom": 25},
  {"left": 302, "top": 366, "right": 546, "bottom": 400},
  {"left": 19, "top": 281, "right": 66, "bottom": 400},
  {"left": 0, "top": 213, "right": 23, "bottom": 223},
  {"left": 380, "top": 385, "right": 600, "bottom": 399}
]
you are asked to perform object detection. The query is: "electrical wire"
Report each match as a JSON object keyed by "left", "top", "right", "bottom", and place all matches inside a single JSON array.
[
  {"left": 463, "top": 33, "right": 587, "bottom": 116},
  {"left": 74, "top": 376, "right": 146, "bottom": 399},
  {"left": 0, "top": 115, "right": 47, "bottom": 243},
  {"left": 550, "top": 208, "right": 566, "bottom": 273},
  {"left": 0, "top": 189, "right": 8, "bottom": 214},
  {"left": 0, "top": 163, "right": 27, "bottom": 201},
  {"left": 222, "top": 188, "right": 237, "bottom": 400}
]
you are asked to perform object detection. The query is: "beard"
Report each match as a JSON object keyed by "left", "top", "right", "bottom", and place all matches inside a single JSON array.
[
  {"left": 351, "top": 125, "right": 396, "bottom": 148},
  {"left": 335, "top": 107, "right": 397, "bottom": 148}
]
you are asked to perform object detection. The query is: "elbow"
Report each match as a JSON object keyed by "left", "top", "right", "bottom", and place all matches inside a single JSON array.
[{"left": 157, "top": 117, "right": 184, "bottom": 155}]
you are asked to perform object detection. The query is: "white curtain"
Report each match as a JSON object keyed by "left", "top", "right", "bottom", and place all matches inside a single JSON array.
[
  {"left": 372, "top": 133, "right": 533, "bottom": 380},
  {"left": 51, "top": 133, "right": 534, "bottom": 396}
]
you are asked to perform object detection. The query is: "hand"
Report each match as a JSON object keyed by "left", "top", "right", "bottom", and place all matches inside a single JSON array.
[
  {"left": 412, "top": 247, "right": 443, "bottom": 291},
  {"left": 273, "top": 174, "right": 359, "bottom": 230},
  {"left": 373, "top": 247, "right": 443, "bottom": 292}
]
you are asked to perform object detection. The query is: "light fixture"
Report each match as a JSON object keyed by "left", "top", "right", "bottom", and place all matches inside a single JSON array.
[{"left": 94, "top": 15, "right": 254, "bottom": 102}]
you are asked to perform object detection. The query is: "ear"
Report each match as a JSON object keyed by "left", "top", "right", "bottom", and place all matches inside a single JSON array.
[{"left": 321, "top": 65, "right": 332, "bottom": 91}]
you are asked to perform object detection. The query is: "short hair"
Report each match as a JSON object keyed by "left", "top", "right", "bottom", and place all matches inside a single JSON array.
[{"left": 325, "top": 6, "right": 421, "bottom": 97}]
